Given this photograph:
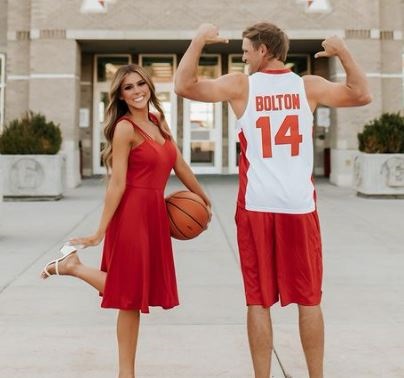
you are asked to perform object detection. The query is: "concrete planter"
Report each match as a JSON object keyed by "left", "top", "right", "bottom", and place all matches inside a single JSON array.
[
  {"left": 353, "top": 152, "right": 404, "bottom": 197},
  {"left": 0, "top": 164, "right": 3, "bottom": 216},
  {"left": 0, "top": 154, "right": 66, "bottom": 199}
]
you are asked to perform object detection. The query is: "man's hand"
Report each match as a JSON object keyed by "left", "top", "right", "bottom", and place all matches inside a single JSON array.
[
  {"left": 195, "top": 23, "right": 229, "bottom": 45},
  {"left": 315, "top": 36, "right": 348, "bottom": 58}
]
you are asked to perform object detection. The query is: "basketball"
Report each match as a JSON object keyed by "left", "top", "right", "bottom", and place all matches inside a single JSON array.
[{"left": 165, "top": 191, "right": 209, "bottom": 240}]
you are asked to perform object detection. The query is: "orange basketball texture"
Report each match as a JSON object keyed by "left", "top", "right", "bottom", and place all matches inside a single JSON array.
[{"left": 165, "top": 191, "right": 209, "bottom": 240}]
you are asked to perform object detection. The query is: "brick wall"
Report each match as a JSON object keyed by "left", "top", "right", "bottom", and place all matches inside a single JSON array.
[
  {"left": 2, "top": 0, "right": 403, "bottom": 181},
  {"left": 29, "top": 0, "right": 380, "bottom": 32},
  {"left": 0, "top": 0, "right": 7, "bottom": 53}
]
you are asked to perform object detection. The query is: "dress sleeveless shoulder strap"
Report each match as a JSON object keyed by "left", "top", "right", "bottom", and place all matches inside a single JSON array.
[
  {"left": 148, "top": 112, "right": 160, "bottom": 126},
  {"left": 149, "top": 113, "right": 172, "bottom": 141},
  {"left": 117, "top": 116, "right": 152, "bottom": 140}
]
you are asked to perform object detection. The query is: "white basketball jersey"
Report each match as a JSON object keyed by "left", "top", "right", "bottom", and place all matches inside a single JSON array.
[{"left": 236, "top": 69, "right": 315, "bottom": 214}]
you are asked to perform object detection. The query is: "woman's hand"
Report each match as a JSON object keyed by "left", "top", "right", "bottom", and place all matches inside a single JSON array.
[
  {"left": 69, "top": 232, "right": 104, "bottom": 249},
  {"left": 204, "top": 199, "right": 213, "bottom": 225}
]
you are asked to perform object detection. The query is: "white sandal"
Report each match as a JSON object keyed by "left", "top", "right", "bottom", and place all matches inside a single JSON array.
[
  {"left": 60, "top": 244, "right": 81, "bottom": 256},
  {"left": 41, "top": 245, "right": 78, "bottom": 279}
]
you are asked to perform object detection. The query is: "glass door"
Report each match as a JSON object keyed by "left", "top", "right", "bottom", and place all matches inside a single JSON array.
[
  {"left": 285, "top": 55, "right": 326, "bottom": 176},
  {"left": 93, "top": 55, "right": 131, "bottom": 174},
  {"left": 183, "top": 55, "right": 222, "bottom": 174},
  {"left": 93, "top": 84, "right": 109, "bottom": 174},
  {"left": 153, "top": 83, "right": 177, "bottom": 139},
  {"left": 139, "top": 55, "right": 177, "bottom": 139},
  {"left": 228, "top": 55, "right": 246, "bottom": 174}
]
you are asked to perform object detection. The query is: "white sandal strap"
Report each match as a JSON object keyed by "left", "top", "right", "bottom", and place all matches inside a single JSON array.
[
  {"left": 43, "top": 247, "right": 77, "bottom": 278},
  {"left": 43, "top": 266, "right": 51, "bottom": 277},
  {"left": 42, "top": 258, "right": 56, "bottom": 277},
  {"left": 60, "top": 245, "right": 77, "bottom": 256}
]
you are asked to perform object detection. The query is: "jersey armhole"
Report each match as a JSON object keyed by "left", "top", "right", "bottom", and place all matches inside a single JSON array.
[
  {"left": 299, "top": 78, "right": 314, "bottom": 123},
  {"left": 236, "top": 75, "right": 252, "bottom": 128}
]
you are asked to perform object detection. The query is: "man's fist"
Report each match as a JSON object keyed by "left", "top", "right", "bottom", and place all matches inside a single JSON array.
[
  {"left": 195, "top": 23, "right": 229, "bottom": 45},
  {"left": 315, "top": 36, "right": 348, "bottom": 58}
]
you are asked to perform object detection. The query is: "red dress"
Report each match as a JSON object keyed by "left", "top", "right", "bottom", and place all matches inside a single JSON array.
[{"left": 100, "top": 115, "right": 179, "bottom": 313}]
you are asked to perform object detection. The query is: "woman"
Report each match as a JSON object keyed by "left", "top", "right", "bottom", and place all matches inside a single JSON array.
[{"left": 40, "top": 64, "right": 211, "bottom": 378}]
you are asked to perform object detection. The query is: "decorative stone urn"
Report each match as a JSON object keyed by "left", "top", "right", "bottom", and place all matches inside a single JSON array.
[
  {"left": 0, "top": 162, "right": 3, "bottom": 214},
  {"left": 0, "top": 154, "right": 66, "bottom": 199},
  {"left": 353, "top": 153, "right": 404, "bottom": 197}
]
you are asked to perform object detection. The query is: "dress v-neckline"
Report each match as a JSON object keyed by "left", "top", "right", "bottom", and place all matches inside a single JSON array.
[
  {"left": 138, "top": 128, "right": 167, "bottom": 147},
  {"left": 122, "top": 116, "right": 167, "bottom": 147},
  {"left": 147, "top": 137, "right": 167, "bottom": 147}
]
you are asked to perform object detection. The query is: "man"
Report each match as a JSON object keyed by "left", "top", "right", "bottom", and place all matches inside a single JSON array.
[{"left": 175, "top": 23, "right": 371, "bottom": 378}]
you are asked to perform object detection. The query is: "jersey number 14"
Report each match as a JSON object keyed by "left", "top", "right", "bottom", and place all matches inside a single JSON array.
[{"left": 256, "top": 115, "right": 303, "bottom": 158}]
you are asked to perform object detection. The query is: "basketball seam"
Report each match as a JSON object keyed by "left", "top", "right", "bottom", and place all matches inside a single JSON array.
[
  {"left": 167, "top": 212, "right": 188, "bottom": 239},
  {"left": 167, "top": 197, "right": 210, "bottom": 217},
  {"left": 166, "top": 200, "right": 205, "bottom": 229}
]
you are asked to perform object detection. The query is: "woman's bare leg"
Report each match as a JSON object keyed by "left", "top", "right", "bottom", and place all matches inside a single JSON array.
[
  {"left": 117, "top": 310, "right": 140, "bottom": 378},
  {"left": 42, "top": 252, "right": 141, "bottom": 378},
  {"left": 41, "top": 252, "right": 106, "bottom": 293}
]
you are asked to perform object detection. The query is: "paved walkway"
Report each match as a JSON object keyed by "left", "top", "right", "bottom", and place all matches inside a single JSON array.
[{"left": 0, "top": 176, "right": 403, "bottom": 377}]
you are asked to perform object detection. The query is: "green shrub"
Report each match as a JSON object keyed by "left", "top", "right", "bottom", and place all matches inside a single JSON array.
[
  {"left": 358, "top": 112, "right": 404, "bottom": 153},
  {"left": 0, "top": 111, "right": 62, "bottom": 154}
]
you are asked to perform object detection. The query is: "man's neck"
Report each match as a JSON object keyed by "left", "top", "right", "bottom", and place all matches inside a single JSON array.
[{"left": 259, "top": 59, "right": 286, "bottom": 72}]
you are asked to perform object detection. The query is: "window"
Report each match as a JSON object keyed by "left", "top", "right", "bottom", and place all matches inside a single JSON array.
[
  {"left": 93, "top": 55, "right": 131, "bottom": 174},
  {"left": 285, "top": 54, "right": 310, "bottom": 76},
  {"left": 228, "top": 54, "right": 247, "bottom": 74},
  {"left": 139, "top": 55, "right": 176, "bottom": 83},
  {"left": 96, "top": 55, "right": 131, "bottom": 82},
  {"left": 0, "top": 53, "right": 5, "bottom": 131},
  {"left": 139, "top": 55, "right": 178, "bottom": 136}
]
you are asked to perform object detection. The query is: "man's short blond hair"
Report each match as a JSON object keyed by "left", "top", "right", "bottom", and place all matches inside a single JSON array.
[{"left": 242, "top": 22, "right": 289, "bottom": 62}]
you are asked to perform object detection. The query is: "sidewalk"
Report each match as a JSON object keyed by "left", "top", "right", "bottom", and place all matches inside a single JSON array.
[{"left": 0, "top": 176, "right": 403, "bottom": 377}]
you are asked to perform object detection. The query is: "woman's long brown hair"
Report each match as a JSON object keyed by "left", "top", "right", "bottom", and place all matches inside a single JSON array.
[{"left": 101, "top": 64, "right": 171, "bottom": 174}]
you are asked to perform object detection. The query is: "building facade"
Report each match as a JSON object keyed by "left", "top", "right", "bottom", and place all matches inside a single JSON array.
[{"left": 0, "top": 0, "right": 403, "bottom": 188}]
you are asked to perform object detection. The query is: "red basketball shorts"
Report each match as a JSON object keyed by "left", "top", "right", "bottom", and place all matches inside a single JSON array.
[{"left": 235, "top": 207, "right": 323, "bottom": 307}]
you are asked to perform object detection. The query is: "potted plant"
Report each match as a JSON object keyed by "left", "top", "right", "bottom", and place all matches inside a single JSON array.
[
  {"left": 0, "top": 111, "right": 66, "bottom": 199},
  {"left": 354, "top": 112, "right": 404, "bottom": 197}
]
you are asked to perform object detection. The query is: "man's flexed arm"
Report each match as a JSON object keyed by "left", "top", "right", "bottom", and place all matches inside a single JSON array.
[
  {"left": 175, "top": 24, "right": 246, "bottom": 104},
  {"left": 305, "top": 36, "right": 372, "bottom": 109}
]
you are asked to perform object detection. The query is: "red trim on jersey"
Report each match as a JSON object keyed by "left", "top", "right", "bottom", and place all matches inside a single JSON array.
[
  {"left": 311, "top": 175, "right": 318, "bottom": 203},
  {"left": 261, "top": 69, "right": 291, "bottom": 74},
  {"left": 237, "top": 131, "right": 249, "bottom": 209}
]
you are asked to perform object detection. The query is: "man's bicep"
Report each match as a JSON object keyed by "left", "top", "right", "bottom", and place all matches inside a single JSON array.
[
  {"left": 309, "top": 76, "right": 365, "bottom": 108},
  {"left": 178, "top": 73, "right": 245, "bottom": 103},
  {"left": 320, "top": 81, "right": 360, "bottom": 107}
]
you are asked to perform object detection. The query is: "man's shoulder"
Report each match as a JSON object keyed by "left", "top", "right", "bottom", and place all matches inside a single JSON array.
[
  {"left": 224, "top": 71, "right": 248, "bottom": 83},
  {"left": 302, "top": 74, "right": 323, "bottom": 84},
  {"left": 302, "top": 75, "right": 327, "bottom": 96},
  {"left": 221, "top": 72, "right": 249, "bottom": 100},
  {"left": 301, "top": 75, "right": 330, "bottom": 110}
]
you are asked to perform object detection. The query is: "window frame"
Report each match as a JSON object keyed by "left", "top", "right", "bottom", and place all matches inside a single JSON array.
[
  {"left": 92, "top": 54, "right": 132, "bottom": 174},
  {"left": 402, "top": 53, "right": 404, "bottom": 108},
  {"left": 0, "top": 53, "right": 5, "bottom": 131}
]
